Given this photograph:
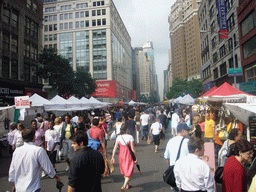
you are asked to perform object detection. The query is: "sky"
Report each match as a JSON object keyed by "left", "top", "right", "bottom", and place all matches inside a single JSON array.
[{"left": 113, "top": 0, "right": 175, "bottom": 101}]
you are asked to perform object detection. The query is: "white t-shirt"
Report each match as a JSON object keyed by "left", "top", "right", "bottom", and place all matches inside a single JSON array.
[
  {"left": 151, "top": 122, "right": 162, "bottom": 135},
  {"left": 185, "top": 114, "right": 191, "bottom": 126},
  {"left": 45, "top": 129, "right": 59, "bottom": 151},
  {"left": 13, "top": 131, "right": 24, "bottom": 148},
  {"left": 172, "top": 113, "right": 180, "bottom": 128},
  {"left": 116, "top": 134, "right": 134, "bottom": 145},
  {"left": 54, "top": 124, "right": 62, "bottom": 137},
  {"left": 140, "top": 114, "right": 150, "bottom": 126},
  {"left": 8, "top": 129, "right": 17, "bottom": 146},
  {"left": 115, "top": 123, "right": 122, "bottom": 135}
]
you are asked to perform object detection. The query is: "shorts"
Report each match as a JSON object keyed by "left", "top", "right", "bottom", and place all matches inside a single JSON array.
[
  {"left": 47, "top": 150, "right": 57, "bottom": 164},
  {"left": 152, "top": 134, "right": 160, "bottom": 146}
]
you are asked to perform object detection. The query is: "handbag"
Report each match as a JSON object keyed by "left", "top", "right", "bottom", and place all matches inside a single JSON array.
[
  {"left": 110, "top": 131, "right": 117, "bottom": 140},
  {"left": 121, "top": 136, "right": 136, "bottom": 161},
  {"left": 214, "top": 167, "right": 224, "bottom": 183},
  {"left": 163, "top": 137, "right": 185, "bottom": 187}
]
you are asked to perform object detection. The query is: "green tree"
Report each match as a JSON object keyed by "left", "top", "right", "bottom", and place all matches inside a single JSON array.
[
  {"left": 72, "top": 68, "right": 97, "bottom": 98},
  {"left": 38, "top": 48, "right": 74, "bottom": 96},
  {"left": 166, "top": 78, "right": 203, "bottom": 99}
]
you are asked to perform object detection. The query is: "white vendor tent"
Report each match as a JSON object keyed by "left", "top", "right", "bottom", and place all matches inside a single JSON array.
[
  {"left": 128, "top": 100, "right": 137, "bottom": 106},
  {"left": 224, "top": 103, "right": 256, "bottom": 126},
  {"left": 179, "top": 94, "right": 194, "bottom": 105},
  {"left": 29, "top": 93, "right": 52, "bottom": 106}
]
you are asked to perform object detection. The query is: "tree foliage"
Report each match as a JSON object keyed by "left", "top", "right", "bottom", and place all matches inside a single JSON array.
[
  {"left": 38, "top": 48, "right": 96, "bottom": 98},
  {"left": 166, "top": 78, "right": 203, "bottom": 99}
]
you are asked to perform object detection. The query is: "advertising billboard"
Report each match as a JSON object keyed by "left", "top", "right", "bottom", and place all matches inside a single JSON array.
[
  {"left": 217, "top": 0, "right": 228, "bottom": 38},
  {"left": 91, "top": 80, "right": 121, "bottom": 98}
]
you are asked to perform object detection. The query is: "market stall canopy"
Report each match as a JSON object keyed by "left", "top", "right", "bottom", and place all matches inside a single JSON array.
[
  {"left": 29, "top": 93, "right": 52, "bottom": 106},
  {"left": 173, "top": 96, "right": 183, "bottom": 103},
  {"left": 201, "top": 82, "right": 255, "bottom": 101},
  {"left": 89, "top": 97, "right": 110, "bottom": 108},
  {"left": 224, "top": 103, "right": 256, "bottom": 126},
  {"left": 67, "top": 96, "right": 83, "bottom": 104},
  {"left": 179, "top": 94, "right": 194, "bottom": 105},
  {"left": 199, "top": 86, "right": 218, "bottom": 98},
  {"left": 128, "top": 100, "right": 137, "bottom": 105}
]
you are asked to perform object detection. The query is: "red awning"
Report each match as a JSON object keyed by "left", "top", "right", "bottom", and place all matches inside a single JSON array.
[{"left": 199, "top": 86, "right": 218, "bottom": 98}]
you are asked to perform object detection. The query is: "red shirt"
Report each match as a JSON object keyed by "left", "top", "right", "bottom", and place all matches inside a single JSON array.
[
  {"left": 222, "top": 156, "right": 247, "bottom": 192},
  {"left": 89, "top": 126, "right": 104, "bottom": 151},
  {"left": 99, "top": 122, "right": 108, "bottom": 135}
]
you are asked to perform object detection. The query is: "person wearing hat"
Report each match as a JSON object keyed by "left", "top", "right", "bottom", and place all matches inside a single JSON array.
[{"left": 164, "top": 122, "right": 190, "bottom": 192}]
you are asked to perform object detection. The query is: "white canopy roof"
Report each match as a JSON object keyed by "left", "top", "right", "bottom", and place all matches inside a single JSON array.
[
  {"left": 67, "top": 96, "right": 83, "bottom": 104},
  {"left": 128, "top": 100, "right": 137, "bottom": 105},
  {"left": 224, "top": 103, "right": 256, "bottom": 126},
  {"left": 29, "top": 93, "right": 52, "bottom": 106},
  {"left": 179, "top": 94, "right": 194, "bottom": 105}
]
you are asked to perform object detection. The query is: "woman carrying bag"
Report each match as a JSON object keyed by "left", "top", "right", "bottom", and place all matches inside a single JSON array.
[{"left": 111, "top": 123, "right": 137, "bottom": 191}]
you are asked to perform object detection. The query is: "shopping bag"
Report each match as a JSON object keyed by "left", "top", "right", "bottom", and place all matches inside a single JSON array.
[
  {"left": 147, "top": 134, "right": 153, "bottom": 144},
  {"left": 110, "top": 131, "right": 116, "bottom": 140},
  {"left": 136, "top": 131, "right": 140, "bottom": 144},
  {"left": 107, "top": 158, "right": 115, "bottom": 173}
]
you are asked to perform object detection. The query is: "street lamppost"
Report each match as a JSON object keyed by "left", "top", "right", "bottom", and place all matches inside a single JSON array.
[{"left": 200, "top": 30, "right": 238, "bottom": 87}]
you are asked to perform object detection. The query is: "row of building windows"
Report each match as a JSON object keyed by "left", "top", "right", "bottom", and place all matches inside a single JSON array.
[
  {"left": 25, "top": 17, "right": 39, "bottom": 39},
  {"left": 58, "top": 18, "right": 106, "bottom": 30},
  {"left": 2, "top": 31, "right": 18, "bottom": 53},
  {"left": 44, "top": 1, "right": 104, "bottom": 12},
  {"left": 2, "top": 57, "right": 18, "bottom": 79},
  {"left": 44, "top": 24, "right": 57, "bottom": 32},
  {"left": 44, "top": 44, "right": 57, "bottom": 50},
  {"left": 44, "top": 15, "right": 57, "bottom": 22},
  {"left": 27, "top": 0, "right": 38, "bottom": 12},
  {"left": 44, "top": 34, "right": 57, "bottom": 41},
  {"left": 2, "top": 7, "right": 19, "bottom": 28}
]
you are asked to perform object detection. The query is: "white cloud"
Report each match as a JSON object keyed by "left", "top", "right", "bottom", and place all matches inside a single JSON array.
[{"left": 113, "top": 0, "right": 175, "bottom": 101}]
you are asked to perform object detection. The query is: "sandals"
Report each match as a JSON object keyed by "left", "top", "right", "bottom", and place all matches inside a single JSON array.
[
  {"left": 121, "top": 187, "right": 125, "bottom": 192},
  {"left": 126, "top": 184, "right": 132, "bottom": 189}
]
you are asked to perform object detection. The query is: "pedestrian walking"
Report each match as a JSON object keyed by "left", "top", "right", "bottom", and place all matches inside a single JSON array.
[
  {"left": 140, "top": 111, "right": 150, "bottom": 140},
  {"left": 31, "top": 120, "right": 45, "bottom": 147},
  {"left": 12, "top": 123, "right": 25, "bottom": 150},
  {"left": 171, "top": 109, "right": 180, "bottom": 137},
  {"left": 111, "top": 124, "right": 137, "bottom": 191},
  {"left": 9, "top": 128, "right": 61, "bottom": 192},
  {"left": 68, "top": 131, "right": 105, "bottom": 192},
  {"left": 174, "top": 136, "right": 215, "bottom": 192},
  {"left": 7, "top": 122, "right": 17, "bottom": 155},
  {"left": 222, "top": 139, "right": 254, "bottom": 192},
  {"left": 126, "top": 115, "right": 137, "bottom": 140},
  {"left": 150, "top": 118, "right": 163, "bottom": 153},
  {"left": 164, "top": 122, "right": 189, "bottom": 192}
]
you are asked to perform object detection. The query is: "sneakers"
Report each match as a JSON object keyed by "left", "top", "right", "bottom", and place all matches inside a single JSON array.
[
  {"left": 65, "top": 166, "right": 70, "bottom": 172},
  {"left": 42, "top": 171, "right": 46, "bottom": 178}
]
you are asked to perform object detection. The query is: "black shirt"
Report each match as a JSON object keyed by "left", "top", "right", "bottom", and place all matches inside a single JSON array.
[
  {"left": 78, "top": 122, "right": 86, "bottom": 132},
  {"left": 158, "top": 114, "right": 167, "bottom": 127},
  {"left": 126, "top": 119, "right": 136, "bottom": 133},
  {"left": 68, "top": 147, "right": 105, "bottom": 192}
]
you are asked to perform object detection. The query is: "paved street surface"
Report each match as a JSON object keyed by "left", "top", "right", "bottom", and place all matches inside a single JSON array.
[{"left": 0, "top": 129, "right": 221, "bottom": 192}]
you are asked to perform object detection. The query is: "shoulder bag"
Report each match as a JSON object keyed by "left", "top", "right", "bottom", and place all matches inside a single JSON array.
[
  {"left": 121, "top": 135, "right": 136, "bottom": 161},
  {"left": 163, "top": 137, "right": 185, "bottom": 187}
]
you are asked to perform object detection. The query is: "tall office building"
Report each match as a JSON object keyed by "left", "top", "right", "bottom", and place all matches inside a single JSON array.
[
  {"left": 198, "top": 0, "right": 242, "bottom": 91},
  {"left": 43, "top": 0, "right": 132, "bottom": 102},
  {"left": 0, "top": 0, "right": 45, "bottom": 105},
  {"left": 168, "top": 0, "right": 202, "bottom": 81},
  {"left": 133, "top": 47, "right": 154, "bottom": 98}
]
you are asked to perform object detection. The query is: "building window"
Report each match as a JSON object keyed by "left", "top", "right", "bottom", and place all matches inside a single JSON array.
[
  {"left": 226, "top": 0, "right": 233, "bottom": 10},
  {"left": 243, "top": 35, "right": 256, "bottom": 59},
  {"left": 86, "top": 11, "right": 89, "bottom": 17},
  {"left": 80, "top": 12, "right": 84, "bottom": 17},
  {"left": 213, "top": 52, "right": 218, "bottom": 63},
  {"left": 2, "top": 57, "right": 10, "bottom": 78},
  {"left": 11, "top": 59, "right": 18, "bottom": 79},
  {"left": 220, "top": 62, "right": 227, "bottom": 76},
  {"left": 80, "top": 21, "right": 84, "bottom": 28},
  {"left": 93, "top": 2, "right": 96, "bottom": 6},
  {"left": 241, "top": 11, "right": 255, "bottom": 37},
  {"left": 211, "top": 36, "right": 216, "bottom": 49},
  {"left": 3, "top": 7, "right": 10, "bottom": 24},
  {"left": 49, "top": 34, "right": 53, "bottom": 41},
  {"left": 92, "top": 10, "right": 96, "bottom": 16},
  {"left": 3, "top": 31, "right": 10, "bottom": 51},
  {"left": 54, "top": 34, "right": 57, "bottom": 40},
  {"left": 86, "top": 20, "right": 89, "bottom": 27},
  {"left": 76, "top": 3, "right": 88, "bottom": 9},
  {"left": 219, "top": 45, "right": 226, "bottom": 58},
  {"left": 211, "top": 21, "right": 215, "bottom": 34},
  {"left": 25, "top": 17, "right": 31, "bottom": 35},
  {"left": 24, "top": 41, "right": 30, "bottom": 57},
  {"left": 54, "top": 24, "right": 57, "bottom": 30},
  {"left": 60, "top": 23, "right": 63, "bottom": 30},
  {"left": 97, "top": 19, "right": 101, "bottom": 26},
  {"left": 76, "top": 12, "right": 79, "bottom": 18},
  {"left": 64, "top": 23, "right": 68, "bottom": 30},
  {"left": 60, "top": 5, "right": 72, "bottom": 11},
  {"left": 102, "top": 9, "right": 106, "bottom": 15},
  {"left": 76, "top": 31, "right": 90, "bottom": 71},
  {"left": 45, "top": 7, "right": 56, "bottom": 12},
  {"left": 54, "top": 44, "right": 57, "bottom": 50},
  {"left": 49, "top": 24, "right": 53, "bottom": 31},
  {"left": 59, "top": 33, "right": 73, "bottom": 66},
  {"left": 27, "top": 0, "right": 32, "bottom": 9},
  {"left": 11, "top": 34, "right": 18, "bottom": 53},
  {"left": 245, "top": 63, "right": 256, "bottom": 82},
  {"left": 44, "top": 35, "right": 48, "bottom": 41},
  {"left": 102, "top": 18, "right": 106, "bottom": 25},
  {"left": 69, "top": 22, "right": 73, "bottom": 29},
  {"left": 45, "top": 16, "right": 48, "bottom": 22},
  {"left": 24, "top": 62, "right": 30, "bottom": 82},
  {"left": 44, "top": 25, "right": 48, "bottom": 32},
  {"left": 92, "top": 20, "right": 96, "bottom": 26},
  {"left": 64, "top": 13, "right": 68, "bottom": 20},
  {"left": 213, "top": 68, "right": 218, "bottom": 79},
  {"left": 76, "top": 21, "right": 79, "bottom": 28},
  {"left": 60, "top": 14, "right": 64, "bottom": 20},
  {"left": 32, "top": 1, "right": 37, "bottom": 12},
  {"left": 101, "top": 1, "right": 104, "bottom": 5},
  {"left": 227, "top": 14, "right": 235, "bottom": 31},
  {"left": 53, "top": 15, "right": 57, "bottom": 20},
  {"left": 97, "top": 10, "right": 101, "bottom": 16},
  {"left": 209, "top": 6, "right": 214, "bottom": 19},
  {"left": 69, "top": 13, "right": 73, "bottom": 19},
  {"left": 11, "top": 9, "right": 19, "bottom": 28}
]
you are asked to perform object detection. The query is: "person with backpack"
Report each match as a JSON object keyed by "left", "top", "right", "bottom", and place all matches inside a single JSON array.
[{"left": 87, "top": 118, "right": 107, "bottom": 159}]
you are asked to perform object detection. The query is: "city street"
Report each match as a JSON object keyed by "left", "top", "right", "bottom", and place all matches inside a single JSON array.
[{"left": 0, "top": 130, "right": 172, "bottom": 192}]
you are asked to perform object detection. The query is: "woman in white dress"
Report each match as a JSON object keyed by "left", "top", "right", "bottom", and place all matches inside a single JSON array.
[{"left": 12, "top": 123, "right": 25, "bottom": 150}]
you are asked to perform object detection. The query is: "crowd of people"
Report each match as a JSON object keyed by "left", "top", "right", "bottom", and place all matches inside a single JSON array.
[{"left": 5, "top": 104, "right": 256, "bottom": 191}]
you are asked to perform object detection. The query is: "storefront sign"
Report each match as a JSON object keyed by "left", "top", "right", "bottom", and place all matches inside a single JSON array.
[
  {"left": 15, "top": 96, "right": 30, "bottom": 109},
  {"left": 91, "top": 80, "right": 121, "bottom": 98},
  {"left": 240, "top": 81, "right": 256, "bottom": 93},
  {"left": 228, "top": 68, "right": 243, "bottom": 76}
]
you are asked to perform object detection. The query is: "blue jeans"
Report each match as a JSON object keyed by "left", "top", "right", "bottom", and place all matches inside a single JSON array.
[{"left": 141, "top": 125, "right": 149, "bottom": 140}]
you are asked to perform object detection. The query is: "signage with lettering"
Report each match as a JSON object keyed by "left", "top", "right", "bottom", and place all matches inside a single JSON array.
[
  {"left": 240, "top": 81, "right": 256, "bottom": 93},
  {"left": 91, "top": 80, "right": 121, "bottom": 98},
  {"left": 228, "top": 68, "right": 243, "bottom": 76},
  {"left": 15, "top": 96, "right": 30, "bottom": 109},
  {"left": 216, "top": 0, "right": 228, "bottom": 38}
]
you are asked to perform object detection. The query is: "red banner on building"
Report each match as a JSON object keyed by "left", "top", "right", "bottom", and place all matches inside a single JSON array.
[{"left": 91, "top": 80, "right": 121, "bottom": 98}]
